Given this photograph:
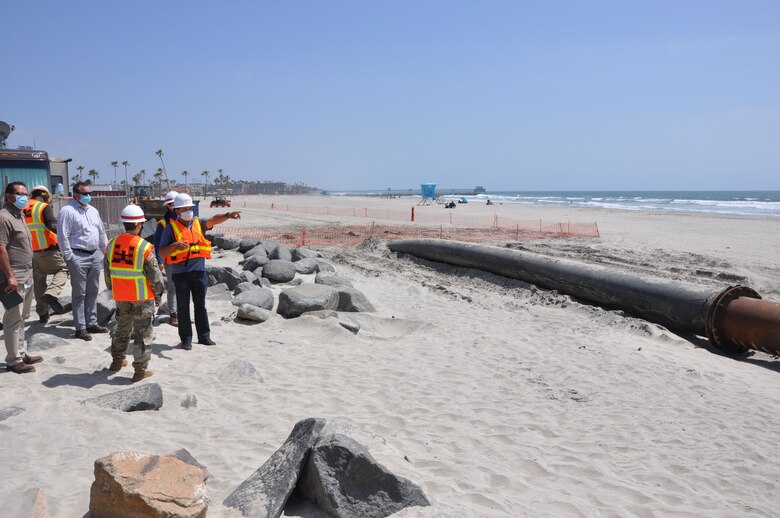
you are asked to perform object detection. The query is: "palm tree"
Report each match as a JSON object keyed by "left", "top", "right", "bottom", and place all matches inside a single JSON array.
[
  {"left": 132, "top": 172, "right": 143, "bottom": 186},
  {"left": 201, "top": 170, "right": 210, "bottom": 196},
  {"left": 88, "top": 169, "right": 100, "bottom": 184},
  {"left": 76, "top": 165, "right": 85, "bottom": 184},
  {"left": 181, "top": 170, "right": 189, "bottom": 188},
  {"left": 155, "top": 148, "right": 169, "bottom": 190},
  {"left": 110, "top": 161, "right": 118, "bottom": 187},
  {"left": 153, "top": 168, "right": 164, "bottom": 197},
  {"left": 121, "top": 160, "right": 130, "bottom": 194},
  {"left": 139, "top": 169, "right": 146, "bottom": 185}
]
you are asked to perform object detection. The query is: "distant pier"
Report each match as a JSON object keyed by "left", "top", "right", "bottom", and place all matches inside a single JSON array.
[{"left": 329, "top": 186, "right": 486, "bottom": 197}]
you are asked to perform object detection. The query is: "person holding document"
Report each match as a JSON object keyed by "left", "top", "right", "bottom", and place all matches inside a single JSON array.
[{"left": 0, "top": 182, "right": 43, "bottom": 373}]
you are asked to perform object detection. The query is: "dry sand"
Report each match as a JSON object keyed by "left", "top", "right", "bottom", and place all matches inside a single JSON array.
[{"left": 1, "top": 195, "right": 778, "bottom": 517}]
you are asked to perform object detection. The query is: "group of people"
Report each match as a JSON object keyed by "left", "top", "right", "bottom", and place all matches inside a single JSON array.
[{"left": 0, "top": 181, "right": 240, "bottom": 381}]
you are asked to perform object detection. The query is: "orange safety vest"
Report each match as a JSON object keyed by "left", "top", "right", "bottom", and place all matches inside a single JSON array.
[
  {"left": 106, "top": 233, "right": 155, "bottom": 302},
  {"left": 22, "top": 199, "right": 58, "bottom": 251},
  {"left": 168, "top": 218, "right": 212, "bottom": 264}
]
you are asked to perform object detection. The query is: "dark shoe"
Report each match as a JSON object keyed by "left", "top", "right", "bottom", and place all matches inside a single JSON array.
[
  {"left": 75, "top": 330, "right": 93, "bottom": 341},
  {"left": 39, "top": 313, "right": 50, "bottom": 324},
  {"left": 22, "top": 354, "right": 43, "bottom": 365},
  {"left": 7, "top": 362, "right": 35, "bottom": 374},
  {"left": 169, "top": 312, "right": 178, "bottom": 326},
  {"left": 42, "top": 294, "right": 66, "bottom": 314},
  {"left": 109, "top": 359, "right": 127, "bottom": 372},
  {"left": 87, "top": 325, "right": 109, "bottom": 334},
  {"left": 132, "top": 369, "right": 153, "bottom": 382},
  {"left": 181, "top": 341, "right": 192, "bottom": 350},
  {"left": 198, "top": 338, "right": 216, "bottom": 346}
]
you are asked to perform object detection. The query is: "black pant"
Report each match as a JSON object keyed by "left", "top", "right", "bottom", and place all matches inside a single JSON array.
[{"left": 172, "top": 270, "right": 210, "bottom": 343}]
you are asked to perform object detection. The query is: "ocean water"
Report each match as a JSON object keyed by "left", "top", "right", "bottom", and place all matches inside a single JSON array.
[{"left": 437, "top": 191, "right": 780, "bottom": 218}]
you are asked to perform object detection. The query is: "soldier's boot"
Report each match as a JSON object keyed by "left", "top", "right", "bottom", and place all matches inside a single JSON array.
[
  {"left": 109, "top": 358, "right": 128, "bottom": 372},
  {"left": 132, "top": 369, "right": 153, "bottom": 382},
  {"left": 170, "top": 312, "right": 178, "bottom": 326}
]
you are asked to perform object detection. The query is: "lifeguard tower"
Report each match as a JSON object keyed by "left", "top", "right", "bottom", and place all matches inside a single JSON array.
[{"left": 418, "top": 182, "right": 438, "bottom": 205}]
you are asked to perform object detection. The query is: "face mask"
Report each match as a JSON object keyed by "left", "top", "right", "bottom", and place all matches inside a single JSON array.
[
  {"left": 180, "top": 210, "right": 194, "bottom": 221},
  {"left": 13, "top": 195, "right": 28, "bottom": 210},
  {"left": 78, "top": 193, "right": 92, "bottom": 205}
]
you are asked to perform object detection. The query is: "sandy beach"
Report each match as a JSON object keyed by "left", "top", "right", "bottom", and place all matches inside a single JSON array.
[{"left": 1, "top": 195, "right": 778, "bottom": 517}]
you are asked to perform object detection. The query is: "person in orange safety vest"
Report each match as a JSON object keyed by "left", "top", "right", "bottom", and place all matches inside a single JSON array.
[
  {"left": 23, "top": 185, "right": 69, "bottom": 323},
  {"left": 103, "top": 204, "right": 164, "bottom": 382}
]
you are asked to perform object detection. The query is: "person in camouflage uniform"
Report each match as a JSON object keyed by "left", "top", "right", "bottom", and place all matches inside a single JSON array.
[{"left": 104, "top": 205, "right": 165, "bottom": 382}]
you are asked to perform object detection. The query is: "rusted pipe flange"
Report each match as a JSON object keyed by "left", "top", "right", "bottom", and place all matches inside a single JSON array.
[{"left": 705, "top": 285, "right": 761, "bottom": 354}]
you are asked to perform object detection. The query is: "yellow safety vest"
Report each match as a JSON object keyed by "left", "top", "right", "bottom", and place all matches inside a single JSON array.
[{"left": 168, "top": 218, "right": 212, "bottom": 264}]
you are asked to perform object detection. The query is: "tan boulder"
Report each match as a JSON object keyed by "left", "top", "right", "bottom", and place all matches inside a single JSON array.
[{"left": 89, "top": 451, "right": 208, "bottom": 518}]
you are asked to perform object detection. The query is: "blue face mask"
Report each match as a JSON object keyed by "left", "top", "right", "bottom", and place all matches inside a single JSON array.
[
  {"left": 78, "top": 193, "right": 92, "bottom": 205},
  {"left": 13, "top": 195, "right": 28, "bottom": 210}
]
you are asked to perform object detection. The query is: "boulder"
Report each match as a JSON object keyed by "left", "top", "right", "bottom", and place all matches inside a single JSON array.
[
  {"left": 81, "top": 383, "right": 164, "bottom": 412},
  {"left": 0, "top": 406, "right": 24, "bottom": 422},
  {"left": 252, "top": 267, "right": 265, "bottom": 280},
  {"left": 170, "top": 448, "right": 210, "bottom": 482},
  {"left": 336, "top": 287, "right": 376, "bottom": 312},
  {"left": 89, "top": 452, "right": 208, "bottom": 518},
  {"left": 294, "top": 258, "right": 320, "bottom": 274},
  {"left": 268, "top": 244, "right": 293, "bottom": 261},
  {"left": 315, "top": 272, "right": 353, "bottom": 288},
  {"left": 233, "top": 282, "right": 257, "bottom": 295},
  {"left": 262, "top": 260, "right": 297, "bottom": 283},
  {"left": 277, "top": 284, "right": 339, "bottom": 319},
  {"left": 339, "top": 321, "right": 361, "bottom": 335},
  {"left": 206, "top": 233, "right": 224, "bottom": 247},
  {"left": 256, "top": 277, "right": 273, "bottom": 289},
  {"left": 97, "top": 290, "right": 117, "bottom": 326},
  {"left": 51, "top": 294, "right": 73, "bottom": 315},
  {"left": 316, "top": 260, "right": 336, "bottom": 273},
  {"left": 239, "top": 270, "right": 257, "bottom": 284},
  {"left": 243, "top": 244, "right": 268, "bottom": 260},
  {"left": 219, "top": 236, "right": 241, "bottom": 250},
  {"left": 27, "top": 334, "right": 69, "bottom": 352},
  {"left": 223, "top": 418, "right": 326, "bottom": 517},
  {"left": 292, "top": 247, "right": 321, "bottom": 261},
  {"left": 206, "top": 266, "right": 242, "bottom": 291},
  {"left": 181, "top": 394, "right": 198, "bottom": 409},
  {"left": 218, "top": 360, "right": 264, "bottom": 383},
  {"left": 279, "top": 278, "right": 303, "bottom": 287},
  {"left": 205, "top": 283, "right": 232, "bottom": 301},
  {"left": 31, "top": 487, "right": 49, "bottom": 518},
  {"left": 238, "top": 238, "right": 264, "bottom": 253},
  {"left": 232, "top": 287, "right": 274, "bottom": 311},
  {"left": 242, "top": 254, "right": 269, "bottom": 271},
  {"left": 298, "top": 434, "right": 430, "bottom": 517},
  {"left": 237, "top": 304, "right": 271, "bottom": 323}
]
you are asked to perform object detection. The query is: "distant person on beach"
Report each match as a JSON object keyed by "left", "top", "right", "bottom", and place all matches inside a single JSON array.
[
  {"left": 104, "top": 205, "right": 164, "bottom": 382},
  {"left": 154, "top": 190, "right": 179, "bottom": 326},
  {"left": 23, "top": 185, "right": 68, "bottom": 323},
  {"left": 0, "top": 182, "right": 43, "bottom": 373},
  {"left": 159, "top": 193, "right": 241, "bottom": 350},
  {"left": 486, "top": 199, "right": 493, "bottom": 205}
]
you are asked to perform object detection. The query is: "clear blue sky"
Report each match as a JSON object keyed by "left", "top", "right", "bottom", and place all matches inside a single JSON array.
[{"left": 5, "top": 1, "right": 779, "bottom": 190}]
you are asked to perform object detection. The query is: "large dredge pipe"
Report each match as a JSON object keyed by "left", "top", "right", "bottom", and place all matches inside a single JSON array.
[{"left": 387, "top": 239, "right": 780, "bottom": 356}]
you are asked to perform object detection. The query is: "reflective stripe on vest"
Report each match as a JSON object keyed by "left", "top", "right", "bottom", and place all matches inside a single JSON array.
[
  {"left": 22, "top": 199, "right": 58, "bottom": 251},
  {"left": 107, "top": 234, "right": 155, "bottom": 301},
  {"left": 168, "top": 218, "right": 212, "bottom": 264}
]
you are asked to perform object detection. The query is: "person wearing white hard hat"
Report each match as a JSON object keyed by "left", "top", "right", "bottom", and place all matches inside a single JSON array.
[
  {"left": 103, "top": 204, "right": 165, "bottom": 382},
  {"left": 22, "top": 185, "right": 69, "bottom": 323},
  {"left": 154, "top": 190, "right": 179, "bottom": 326},
  {"left": 159, "top": 193, "right": 241, "bottom": 349}
]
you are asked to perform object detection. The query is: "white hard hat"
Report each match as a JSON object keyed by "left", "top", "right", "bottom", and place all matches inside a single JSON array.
[
  {"left": 163, "top": 190, "right": 179, "bottom": 205},
  {"left": 32, "top": 185, "right": 50, "bottom": 194},
  {"left": 120, "top": 204, "right": 146, "bottom": 223},
  {"left": 173, "top": 193, "right": 195, "bottom": 209}
]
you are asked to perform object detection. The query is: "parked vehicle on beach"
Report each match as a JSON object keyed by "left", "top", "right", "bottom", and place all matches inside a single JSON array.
[{"left": 210, "top": 195, "right": 231, "bottom": 208}]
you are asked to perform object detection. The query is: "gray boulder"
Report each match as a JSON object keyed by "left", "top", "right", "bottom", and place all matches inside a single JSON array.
[
  {"left": 223, "top": 418, "right": 326, "bottom": 517},
  {"left": 277, "top": 284, "right": 339, "bottom": 319},
  {"left": 298, "top": 434, "right": 430, "bottom": 517},
  {"left": 0, "top": 406, "right": 24, "bottom": 422},
  {"left": 262, "top": 260, "right": 297, "bottom": 283},
  {"left": 218, "top": 360, "right": 264, "bottom": 383},
  {"left": 256, "top": 277, "right": 273, "bottom": 289},
  {"left": 316, "top": 260, "right": 336, "bottom": 273},
  {"left": 243, "top": 254, "right": 270, "bottom": 271},
  {"left": 292, "top": 247, "right": 321, "bottom": 261},
  {"left": 339, "top": 321, "right": 361, "bottom": 335},
  {"left": 315, "top": 272, "right": 353, "bottom": 288},
  {"left": 27, "top": 334, "right": 69, "bottom": 352},
  {"left": 294, "top": 258, "right": 320, "bottom": 274},
  {"left": 237, "top": 304, "right": 271, "bottom": 323},
  {"left": 220, "top": 236, "right": 241, "bottom": 250},
  {"left": 82, "top": 383, "right": 164, "bottom": 412},
  {"left": 234, "top": 282, "right": 257, "bottom": 295},
  {"left": 206, "top": 283, "right": 233, "bottom": 301},
  {"left": 244, "top": 244, "right": 268, "bottom": 260},
  {"left": 239, "top": 270, "right": 258, "bottom": 284},
  {"left": 206, "top": 266, "right": 242, "bottom": 290},
  {"left": 279, "top": 278, "right": 303, "bottom": 287},
  {"left": 97, "top": 290, "right": 117, "bottom": 326},
  {"left": 336, "top": 287, "right": 376, "bottom": 312},
  {"left": 232, "top": 287, "right": 275, "bottom": 311},
  {"left": 238, "top": 238, "right": 264, "bottom": 253},
  {"left": 204, "top": 232, "right": 223, "bottom": 246},
  {"left": 269, "top": 244, "right": 293, "bottom": 261}
]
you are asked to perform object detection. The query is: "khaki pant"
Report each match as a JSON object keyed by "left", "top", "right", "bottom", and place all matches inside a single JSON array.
[
  {"left": 3, "top": 284, "right": 34, "bottom": 366},
  {"left": 33, "top": 248, "right": 69, "bottom": 317}
]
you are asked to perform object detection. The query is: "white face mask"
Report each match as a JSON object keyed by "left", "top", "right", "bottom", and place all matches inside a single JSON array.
[{"left": 180, "top": 210, "right": 194, "bottom": 221}]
